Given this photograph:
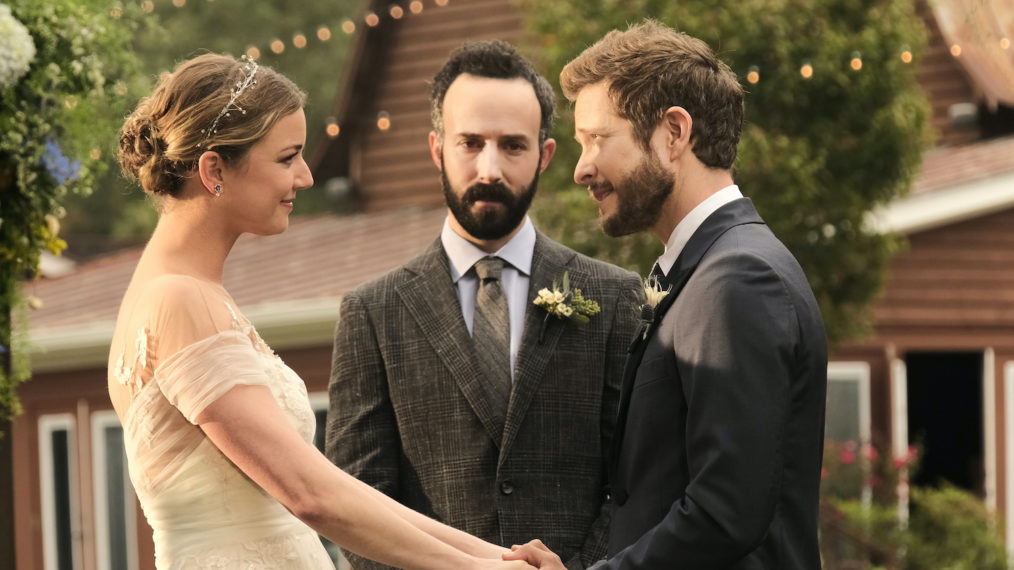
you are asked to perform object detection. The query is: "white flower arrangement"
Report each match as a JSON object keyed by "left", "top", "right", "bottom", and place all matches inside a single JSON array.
[
  {"left": 643, "top": 275, "right": 671, "bottom": 308},
  {"left": 0, "top": 5, "right": 36, "bottom": 91},
  {"left": 637, "top": 275, "right": 673, "bottom": 339},
  {"left": 533, "top": 271, "right": 600, "bottom": 324}
]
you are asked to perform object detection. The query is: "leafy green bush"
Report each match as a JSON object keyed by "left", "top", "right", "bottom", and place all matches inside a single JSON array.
[
  {"left": 0, "top": 0, "right": 150, "bottom": 421},
  {"left": 820, "top": 440, "right": 1008, "bottom": 569},
  {"left": 904, "top": 484, "right": 1008, "bottom": 570}
]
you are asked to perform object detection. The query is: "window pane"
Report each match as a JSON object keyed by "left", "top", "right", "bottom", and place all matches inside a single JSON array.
[
  {"left": 104, "top": 426, "right": 130, "bottom": 570},
  {"left": 50, "top": 429, "right": 74, "bottom": 570},
  {"left": 826, "top": 379, "right": 861, "bottom": 443},
  {"left": 314, "top": 409, "right": 328, "bottom": 452}
]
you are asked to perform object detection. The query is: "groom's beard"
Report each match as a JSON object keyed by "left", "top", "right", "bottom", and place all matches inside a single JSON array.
[
  {"left": 441, "top": 156, "right": 540, "bottom": 241},
  {"left": 596, "top": 152, "right": 675, "bottom": 237}
]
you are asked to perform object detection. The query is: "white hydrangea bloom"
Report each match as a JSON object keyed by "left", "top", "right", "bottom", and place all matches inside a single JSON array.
[{"left": 0, "top": 5, "right": 36, "bottom": 91}]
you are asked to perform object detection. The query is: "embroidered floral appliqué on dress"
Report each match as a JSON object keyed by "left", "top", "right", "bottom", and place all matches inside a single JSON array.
[{"left": 109, "top": 277, "right": 335, "bottom": 570}]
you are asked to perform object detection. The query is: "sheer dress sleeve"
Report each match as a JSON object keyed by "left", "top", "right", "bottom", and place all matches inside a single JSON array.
[
  {"left": 113, "top": 275, "right": 275, "bottom": 492},
  {"left": 144, "top": 274, "right": 276, "bottom": 422},
  {"left": 154, "top": 331, "right": 271, "bottom": 423}
]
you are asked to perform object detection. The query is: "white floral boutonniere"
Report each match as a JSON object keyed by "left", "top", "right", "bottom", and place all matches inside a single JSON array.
[
  {"left": 534, "top": 271, "right": 599, "bottom": 343},
  {"left": 534, "top": 271, "right": 600, "bottom": 323},
  {"left": 638, "top": 275, "right": 672, "bottom": 339},
  {"left": 643, "top": 275, "right": 671, "bottom": 310}
]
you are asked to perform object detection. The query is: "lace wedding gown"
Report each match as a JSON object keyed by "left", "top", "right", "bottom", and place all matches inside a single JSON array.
[{"left": 108, "top": 275, "right": 336, "bottom": 569}]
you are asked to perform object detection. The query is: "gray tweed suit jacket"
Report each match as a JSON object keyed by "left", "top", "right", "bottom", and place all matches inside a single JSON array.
[{"left": 326, "top": 230, "right": 642, "bottom": 570}]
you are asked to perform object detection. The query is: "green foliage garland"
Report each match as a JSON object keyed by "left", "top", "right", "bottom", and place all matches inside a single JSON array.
[
  {"left": 0, "top": 0, "right": 150, "bottom": 422},
  {"left": 522, "top": 0, "right": 934, "bottom": 346}
]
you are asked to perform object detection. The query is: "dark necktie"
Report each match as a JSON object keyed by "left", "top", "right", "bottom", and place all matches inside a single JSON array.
[
  {"left": 472, "top": 257, "right": 512, "bottom": 411},
  {"left": 648, "top": 263, "right": 667, "bottom": 288}
]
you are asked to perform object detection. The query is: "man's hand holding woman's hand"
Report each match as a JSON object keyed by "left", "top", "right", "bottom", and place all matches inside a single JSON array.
[{"left": 502, "top": 540, "right": 566, "bottom": 570}]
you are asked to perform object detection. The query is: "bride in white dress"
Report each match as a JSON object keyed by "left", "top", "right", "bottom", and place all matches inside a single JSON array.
[{"left": 108, "top": 53, "right": 536, "bottom": 570}]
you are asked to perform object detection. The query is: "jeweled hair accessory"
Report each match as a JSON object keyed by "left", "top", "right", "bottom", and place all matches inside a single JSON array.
[{"left": 197, "top": 55, "right": 259, "bottom": 148}]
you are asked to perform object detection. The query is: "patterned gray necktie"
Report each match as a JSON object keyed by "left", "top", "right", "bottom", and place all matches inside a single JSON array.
[{"left": 472, "top": 257, "right": 512, "bottom": 412}]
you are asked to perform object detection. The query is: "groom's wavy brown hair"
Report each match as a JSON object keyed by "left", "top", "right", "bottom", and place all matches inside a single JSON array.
[{"left": 561, "top": 20, "right": 744, "bottom": 170}]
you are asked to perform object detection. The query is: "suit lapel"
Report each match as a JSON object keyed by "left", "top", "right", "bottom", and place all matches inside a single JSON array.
[
  {"left": 397, "top": 239, "right": 507, "bottom": 446},
  {"left": 499, "top": 233, "right": 578, "bottom": 465},
  {"left": 610, "top": 198, "right": 766, "bottom": 482}
]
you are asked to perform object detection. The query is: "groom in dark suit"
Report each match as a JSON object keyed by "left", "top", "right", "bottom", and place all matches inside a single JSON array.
[
  {"left": 507, "top": 21, "right": 828, "bottom": 570},
  {"left": 326, "top": 40, "right": 642, "bottom": 570}
]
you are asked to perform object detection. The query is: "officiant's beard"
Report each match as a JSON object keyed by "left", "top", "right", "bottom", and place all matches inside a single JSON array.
[
  {"left": 597, "top": 153, "right": 675, "bottom": 237},
  {"left": 441, "top": 160, "right": 540, "bottom": 241}
]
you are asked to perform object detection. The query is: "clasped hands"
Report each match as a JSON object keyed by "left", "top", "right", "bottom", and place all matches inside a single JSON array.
[{"left": 501, "top": 539, "right": 566, "bottom": 570}]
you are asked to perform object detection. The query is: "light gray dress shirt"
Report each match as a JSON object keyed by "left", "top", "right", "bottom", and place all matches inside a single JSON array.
[{"left": 441, "top": 216, "right": 535, "bottom": 377}]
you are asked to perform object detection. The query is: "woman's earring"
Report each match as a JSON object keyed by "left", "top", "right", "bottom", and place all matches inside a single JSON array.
[{"left": 214, "top": 184, "right": 222, "bottom": 197}]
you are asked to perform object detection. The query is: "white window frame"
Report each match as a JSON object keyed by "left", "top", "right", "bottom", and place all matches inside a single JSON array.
[
  {"left": 1004, "top": 361, "right": 1014, "bottom": 561},
  {"left": 827, "top": 361, "right": 873, "bottom": 445},
  {"left": 39, "top": 413, "right": 82, "bottom": 570},
  {"left": 91, "top": 411, "right": 138, "bottom": 570},
  {"left": 891, "top": 357, "right": 909, "bottom": 524},
  {"left": 984, "top": 349, "right": 997, "bottom": 513},
  {"left": 826, "top": 361, "right": 873, "bottom": 505}
]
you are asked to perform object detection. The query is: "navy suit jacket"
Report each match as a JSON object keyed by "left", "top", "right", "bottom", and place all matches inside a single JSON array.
[{"left": 593, "top": 198, "right": 827, "bottom": 569}]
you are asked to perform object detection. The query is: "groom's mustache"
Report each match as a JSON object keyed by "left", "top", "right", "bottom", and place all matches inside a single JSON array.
[{"left": 463, "top": 182, "right": 514, "bottom": 205}]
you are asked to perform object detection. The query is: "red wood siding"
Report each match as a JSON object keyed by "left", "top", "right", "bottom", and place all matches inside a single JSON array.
[{"left": 867, "top": 207, "right": 1014, "bottom": 348}]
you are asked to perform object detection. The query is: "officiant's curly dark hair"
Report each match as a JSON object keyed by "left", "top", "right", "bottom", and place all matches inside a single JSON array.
[{"left": 429, "top": 40, "right": 555, "bottom": 144}]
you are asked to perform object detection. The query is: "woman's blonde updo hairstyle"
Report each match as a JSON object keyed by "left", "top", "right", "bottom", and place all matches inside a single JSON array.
[{"left": 119, "top": 54, "right": 306, "bottom": 197}]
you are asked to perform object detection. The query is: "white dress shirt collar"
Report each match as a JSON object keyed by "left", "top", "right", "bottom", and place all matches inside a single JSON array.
[
  {"left": 441, "top": 216, "right": 536, "bottom": 279},
  {"left": 656, "top": 185, "right": 743, "bottom": 276}
]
